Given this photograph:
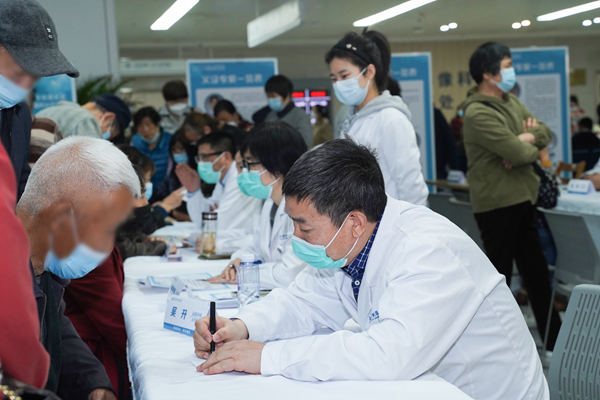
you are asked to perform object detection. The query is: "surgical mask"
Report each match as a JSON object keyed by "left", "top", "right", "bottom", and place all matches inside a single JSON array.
[
  {"left": 292, "top": 213, "right": 360, "bottom": 269},
  {"left": 333, "top": 68, "right": 369, "bottom": 106},
  {"left": 457, "top": 110, "right": 464, "bottom": 117},
  {"left": 268, "top": 97, "right": 285, "bottom": 112},
  {"left": 169, "top": 102, "right": 188, "bottom": 116},
  {"left": 227, "top": 121, "right": 238, "bottom": 127},
  {"left": 237, "top": 168, "right": 279, "bottom": 199},
  {"left": 491, "top": 67, "right": 516, "bottom": 93},
  {"left": 173, "top": 153, "right": 189, "bottom": 164},
  {"left": 197, "top": 152, "right": 224, "bottom": 184},
  {"left": 145, "top": 182, "right": 153, "bottom": 200},
  {"left": 44, "top": 210, "right": 110, "bottom": 279},
  {"left": 140, "top": 130, "right": 160, "bottom": 144},
  {"left": 98, "top": 115, "right": 112, "bottom": 140},
  {"left": 0, "top": 73, "right": 29, "bottom": 109}
]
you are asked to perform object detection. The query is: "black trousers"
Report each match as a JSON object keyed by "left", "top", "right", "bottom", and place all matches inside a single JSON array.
[{"left": 475, "top": 201, "right": 561, "bottom": 350}]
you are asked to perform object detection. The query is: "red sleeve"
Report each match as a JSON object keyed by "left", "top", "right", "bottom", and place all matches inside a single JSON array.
[
  {"left": 0, "top": 144, "right": 50, "bottom": 388},
  {"left": 64, "top": 249, "right": 127, "bottom": 360}
]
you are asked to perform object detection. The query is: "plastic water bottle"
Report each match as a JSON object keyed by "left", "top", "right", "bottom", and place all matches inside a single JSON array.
[{"left": 237, "top": 253, "right": 260, "bottom": 309}]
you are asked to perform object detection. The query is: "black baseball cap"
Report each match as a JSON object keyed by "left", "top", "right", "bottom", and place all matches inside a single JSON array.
[
  {"left": 93, "top": 94, "right": 132, "bottom": 132},
  {"left": 0, "top": 0, "right": 79, "bottom": 78}
]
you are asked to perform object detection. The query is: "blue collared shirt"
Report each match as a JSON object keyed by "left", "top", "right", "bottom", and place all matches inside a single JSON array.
[{"left": 342, "top": 216, "right": 381, "bottom": 301}]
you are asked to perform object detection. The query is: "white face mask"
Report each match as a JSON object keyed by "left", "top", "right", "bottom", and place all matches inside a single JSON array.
[
  {"left": 333, "top": 68, "right": 370, "bottom": 106},
  {"left": 169, "top": 102, "right": 188, "bottom": 115}
]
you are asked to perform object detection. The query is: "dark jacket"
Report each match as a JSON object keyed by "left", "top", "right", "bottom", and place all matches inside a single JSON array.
[
  {"left": 1, "top": 102, "right": 32, "bottom": 200},
  {"left": 64, "top": 248, "right": 130, "bottom": 399},
  {"left": 31, "top": 266, "right": 113, "bottom": 400}
]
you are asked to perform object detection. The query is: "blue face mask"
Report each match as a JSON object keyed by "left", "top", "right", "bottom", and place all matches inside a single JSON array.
[
  {"left": 173, "top": 153, "right": 189, "bottom": 164},
  {"left": 102, "top": 131, "right": 111, "bottom": 140},
  {"left": 457, "top": 110, "right": 464, "bottom": 117},
  {"left": 268, "top": 97, "right": 285, "bottom": 112},
  {"left": 197, "top": 152, "right": 224, "bottom": 184},
  {"left": 99, "top": 116, "right": 112, "bottom": 140},
  {"left": 237, "top": 168, "right": 279, "bottom": 199},
  {"left": 44, "top": 211, "right": 110, "bottom": 279},
  {"left": 140, "top": 130, "right": 161, "bottom": 144},
  {"left": 291, "top": 213, "right": 360, "bottom": 269},
  {"left": 145, "top": 182, "right": 153, "bottom": 200},
  {"left": 492, "top": 67, "right": 516, "bottom": 93},
  {"left": 0, "top": 73, "right": 29, "bottom": 109},
  {"left": 333, "top": 68, "right": 370, "bottom": 106}
]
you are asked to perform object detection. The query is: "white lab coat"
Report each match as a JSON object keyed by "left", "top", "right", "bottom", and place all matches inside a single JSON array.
[
  {"left": 231, "top": 196, "right": 307, "bottom": 289},
  {"left": 343, "top": 92, "right": 428, "bottom": 205},
  {"left": 187, "top": 163, "right": 261, "bottom": 232},
  {"left": 237, "top": 198, "right": 547, "bottom": 400}
]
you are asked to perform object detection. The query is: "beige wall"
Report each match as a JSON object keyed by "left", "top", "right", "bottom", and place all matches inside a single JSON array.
[{"left": 121, "top": 34, "right": 600, "bottom": 123}]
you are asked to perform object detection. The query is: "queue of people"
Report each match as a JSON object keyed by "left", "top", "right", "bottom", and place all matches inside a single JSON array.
[{"left": 0, "top": 1, "right": 562, "bottom": 399}]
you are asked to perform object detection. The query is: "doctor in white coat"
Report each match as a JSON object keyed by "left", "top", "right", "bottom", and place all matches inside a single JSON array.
[
  {"left": 194, "top": 139, "right": 548, "bottom": 400},
  {"left": 326, "top": 30, "right": 428, "bottom": 205},
  {"left": 209, "top": 122, "right": 308, "bottom": 289},
  {"left": 175, "top": 132, "right": 261, "bottom": 232}
]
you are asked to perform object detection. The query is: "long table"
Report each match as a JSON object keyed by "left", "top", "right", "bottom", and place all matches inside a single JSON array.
[{"left": 122, "top": 250, "right": 474, "bottom": 400}]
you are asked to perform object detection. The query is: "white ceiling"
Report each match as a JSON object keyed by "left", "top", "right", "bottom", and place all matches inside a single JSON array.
[{"left": 116, "top": 0, "right": 600, "bottom": 49}]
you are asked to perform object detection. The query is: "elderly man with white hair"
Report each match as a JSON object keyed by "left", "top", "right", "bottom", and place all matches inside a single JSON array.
[{"left": 16, "top": 136, "right": 139, "bottom": 400}]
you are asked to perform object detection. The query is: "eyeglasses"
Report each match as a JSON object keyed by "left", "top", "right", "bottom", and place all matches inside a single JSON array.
[
  {"left": 195, "top": 152, "right": 221, "bottom": 163},
  {"left": 242, "top": 159, "right": 262, "bottom": 170}
]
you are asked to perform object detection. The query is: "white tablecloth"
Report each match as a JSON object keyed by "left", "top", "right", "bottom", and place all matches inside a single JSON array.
[
  {"left": 555, "top": 187, "right": 600, "bottom": 216},
  {"left": 122, "top": 254, "right": 473, "bottom": 400}
]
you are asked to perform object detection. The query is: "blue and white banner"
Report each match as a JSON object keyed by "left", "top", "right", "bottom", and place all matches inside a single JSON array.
[
  {"left": 186, "top": 58, "right": 278, "bottom": 121},
  {"left": 32, "top": 74, "right": 77, "bottom": 114},
  {"left": 390, "top": 52, "right": 436, "bottom": 183},
  {"left": 511, "top": 47, "right": 570, "bottom": 164}
]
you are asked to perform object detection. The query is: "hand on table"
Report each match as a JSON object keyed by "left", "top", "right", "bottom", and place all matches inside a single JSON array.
[
  {"left": 194, "top": 316, "right": 248, "bottom": 354},
  {"left": 207, "top": 258, "right": 241, "bottom": 284},
  {"left": 88, "top": 388, "right": 116, "bottom": 400},
  {"left": 175, "top": 163, "right": 201, "bottom": 193},
  {"left": 197, "top": 340, "right": 265, "bottom": 375}
]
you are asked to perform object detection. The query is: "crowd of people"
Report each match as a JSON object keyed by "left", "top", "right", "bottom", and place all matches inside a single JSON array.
[{"left": 0, "top": 1, "right": 574, "bottom": 399}]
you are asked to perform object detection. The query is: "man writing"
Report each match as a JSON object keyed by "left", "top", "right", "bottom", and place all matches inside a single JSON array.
[
  {"left": 193, "top": 139, "right": 548, "bottom": 400},
  {"left": 17, "top": 136, "right": 140, "bottom": 400}
]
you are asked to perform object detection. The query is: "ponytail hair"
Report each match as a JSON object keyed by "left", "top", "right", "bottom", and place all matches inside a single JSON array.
[{"left": 325, "top": 30, "right": 394, "bottom": 94}]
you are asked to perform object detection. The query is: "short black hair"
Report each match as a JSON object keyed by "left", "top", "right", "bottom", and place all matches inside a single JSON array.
[
  {"left": 197, "top": 131, "right": 236, "bottom": 157},
  {"left": 282, "top": 139, "right": 387, "bottom": 227},
  {"left": 579, "top": 117, "right": 593, "bottom": 131},
  {"left": 117, "top": 144, "right": 144, "bottom": 167},
  {"left": 139, "top": 153, "right": 156, "bottom": 176},
  {"left": 213, "top": 100, "right": 237, "bottom": 116},
  {"left": 469, "top": 42, "right": 511, "bottom": 85},
  {"left": 133, "top": 107, "right": 161, "bottom": 130},
  {"left": 162, "top": 80, "right": 188, "bottom": 102},
  {"left": 265, "top": 75, "right": 293, "bottom": 98},
  {"left": 132, "top": 164, "right": 146, "bottom": 194},
  {"left": 240, "top": 121, "right": 307, "bottom": 178},
  {"left": 571, "top": 95, "right": 579, "bottom": 105}
]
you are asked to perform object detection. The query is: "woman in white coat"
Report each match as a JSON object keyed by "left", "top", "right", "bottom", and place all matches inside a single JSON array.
[
  {"left": 208, "top": 121, "right": 308, "bottom": 289},
  {"left": 326, "top": 30, "right": 428, "bottom": 205}
]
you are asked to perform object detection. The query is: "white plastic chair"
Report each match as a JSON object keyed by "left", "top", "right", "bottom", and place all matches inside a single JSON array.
[
  {"left": 549, "top": 284, "right": 600, "bottom": 400},
  {"left": 448, "top": 198, "right": 484, "bottom": 249},
  {"left": 539, "top": 209, "right": 600, "bottom": 349}
]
